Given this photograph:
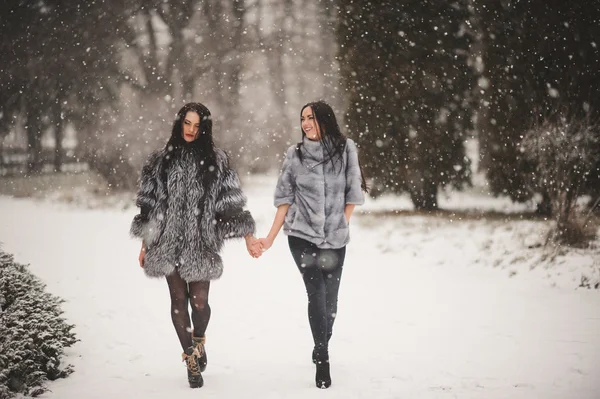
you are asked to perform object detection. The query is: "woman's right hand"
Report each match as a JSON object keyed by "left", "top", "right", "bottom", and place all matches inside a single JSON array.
[
  {"left": 257, "top": 237, "right": 274, "bottom": 252},
  {"left": 258, "top": 204, "right": 288, "bottom": 254},
  {"left": 139, "top": 242, "right": 146, "bottom": 268}
]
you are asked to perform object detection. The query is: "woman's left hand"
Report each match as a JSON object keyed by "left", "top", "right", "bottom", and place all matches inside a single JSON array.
[
  {"left": 245, "top": 235, "right": 263, "bottom": 258},
  {"left": 344, "top": 204, "right": 355, "bottom": 224}
]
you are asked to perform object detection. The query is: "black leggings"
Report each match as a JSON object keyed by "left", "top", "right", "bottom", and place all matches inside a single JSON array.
[
  {"left": 288, "top": 236, "right": 346, "bottom": 350},
  {"left": 166, "top": 270, "right": 211, "bottom": 351}
]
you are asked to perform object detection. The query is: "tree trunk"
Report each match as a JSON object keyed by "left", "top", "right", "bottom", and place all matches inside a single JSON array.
[
  {"left": 293, "top": 0, "right": 308, "bottom": 102},
  {"left": 536, "top": 191, "right": 552, "bottom": 217},
  {"left": 204, "top": 0, "right": 226, "bottom": 111},
  {"left": 410, "top": 177, "right": 439, "bottom": 211},
  {"left": 255, "top": 0, "right": 287, "bottom": 124},
  {"left": 53, "top": 99, "right": 63, "bottom": 172},
  {"left": 317, "top": 1, "right": 338, "bottom": 102},
  {"left": 223, "top": 0, "right": 246, "bottom": 125},
  {"left": 25, "top": 109, "right": 43, "bottom": 174}
]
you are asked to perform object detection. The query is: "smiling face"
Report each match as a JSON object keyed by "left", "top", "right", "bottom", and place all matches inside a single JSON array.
[
  {"left": 301, "top": 106, "right": 321, "bottom": 140},
  {"left": 182, "top": 111, "right": 201, "bottom": 142}
]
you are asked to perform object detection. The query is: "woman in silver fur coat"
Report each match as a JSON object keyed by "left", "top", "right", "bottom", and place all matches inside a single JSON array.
[
  {"left": 258, "top": 101, "right": 367, "bottom": 389},
  {"left": 131, "top": 102, "right": 261, "bottom": 389}
]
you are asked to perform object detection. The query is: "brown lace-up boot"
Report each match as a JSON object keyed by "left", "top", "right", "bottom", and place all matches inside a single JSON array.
[
  {"left": 182, "top": 346, "right": 204, "bottom": 388},
  {"left": 192, "top": 335, "right": 207, "bottom": 372}
]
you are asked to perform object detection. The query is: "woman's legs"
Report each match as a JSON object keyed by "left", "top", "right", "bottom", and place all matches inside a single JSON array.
[
  {"left": 288, "top": 237, "right": 346, "bottom": 349},
  {"left": 166, "top": 270, "right": 193, "bottom": 351},
  {"left": 165, "top": 272, "right": 212, "bottom": 349},
  {"left": 188, "top": 281, "right": 211, "bottom": 339},
  {"left": 289, "top": 237, "right": 328, "bottom": 350},
  {"left": 188, "top": 281, "right": 210, "bottom": 372},
  {"left": 166, "top": 271, "right": 210, "bottom": 388},
  {"left": 323, "top": 251, "right": 345, "bottom": 342},
  {"left": 288, "top": 236, "right": 346, "bottom": 388}
]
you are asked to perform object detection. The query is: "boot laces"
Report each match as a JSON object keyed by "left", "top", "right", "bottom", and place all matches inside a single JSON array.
[
  {"left": 182, "top": 347, "right": 201, "bottom": 375},
  {"left": 192, "top": 336, "right": 206, "bottom": 357}
]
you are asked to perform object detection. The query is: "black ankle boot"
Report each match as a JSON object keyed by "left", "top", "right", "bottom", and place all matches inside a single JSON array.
[
  {"left": 192, "top": 336, "right": 207, "bottom": 372},
  {"left": 314, "top": 348, "right": 331, "bottom": 389},
  {"left": 182, "top": 346, "right": 204, "bottom": 388}
]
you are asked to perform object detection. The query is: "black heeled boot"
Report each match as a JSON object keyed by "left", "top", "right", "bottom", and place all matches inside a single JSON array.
[
  {"left": 313, "top": 332, "right": 332, "bottom": 364},
  {"left": 314, "top": 347, "right": 331, "bottom": 389}
]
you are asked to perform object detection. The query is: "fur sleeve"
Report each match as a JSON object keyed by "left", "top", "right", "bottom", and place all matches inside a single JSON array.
[
  {"left": 214, "top": 149, "right": 256, "bottom": 239},
  {"left": 274, "top": 146, "right": 296, "bottom": 207},
  {"left": 345, "top": 139, "right": 365, "bottom": 205},
  {"left": 130, "top": 151, "right": 161, "bottom": 239}
]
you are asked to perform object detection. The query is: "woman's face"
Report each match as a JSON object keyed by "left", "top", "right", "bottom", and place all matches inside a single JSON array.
[
  {"left": 182, "top": 111, "right": 201, "bottom": 142},
  {"left": 301, "top": 106, "right": 321, "bottom": 140}
]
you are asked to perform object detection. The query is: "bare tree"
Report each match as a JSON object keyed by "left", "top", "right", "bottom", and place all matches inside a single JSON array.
[{"left": 521, "top": 115, "right": 600, "bottom": 246}]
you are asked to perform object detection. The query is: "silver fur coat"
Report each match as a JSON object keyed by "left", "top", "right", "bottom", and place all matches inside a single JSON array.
[
  {"left": 274, "top": 137, "right": 365, "bottom": 249},
  {"left": 130, "top": 146, "right": 255, "bottom": 282}
]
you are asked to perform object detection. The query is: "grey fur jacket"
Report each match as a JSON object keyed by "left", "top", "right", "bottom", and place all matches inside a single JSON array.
[
  {"left": 130, "top": 146, "right": 255, "bottom": 282},
  {"left": 274, "top": 137, "right": 365, "bottom": 249}
]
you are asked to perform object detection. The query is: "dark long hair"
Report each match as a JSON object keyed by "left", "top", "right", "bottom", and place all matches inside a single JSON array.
[
  {"left": 165, "top": 102, "right": 215, "bottom": 156},
  {"left": 298, "top": 101, "right": 368, "bottom": 192},
  {"left": 162, "top": 102, "right": 217, "bottom": 185}
]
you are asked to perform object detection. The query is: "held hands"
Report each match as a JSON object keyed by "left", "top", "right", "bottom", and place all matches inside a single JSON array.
[
  {"left": 245, "top": 235, "right": 275, "bottom": 258},
  {"left": 245, "top": 235, "right": 276, "bottom": 259},
  {"left": 245, "top": 235, "right": 264, "bottom": 258}
]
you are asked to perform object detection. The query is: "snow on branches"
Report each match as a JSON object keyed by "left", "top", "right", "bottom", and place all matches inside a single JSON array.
[{"left": 0, "top": 250, "right": 77, "bottom": 398}]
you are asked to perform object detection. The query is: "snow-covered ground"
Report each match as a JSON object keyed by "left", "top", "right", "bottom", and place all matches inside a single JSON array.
[{"left": 0, "top": 174, "right": 599, "bottom": 399}]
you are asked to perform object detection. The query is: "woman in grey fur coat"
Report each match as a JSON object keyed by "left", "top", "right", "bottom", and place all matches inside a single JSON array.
[
  {"left": 131, "top": 102, "right": 261, "bottom": 389},
  {"left": 258, "top": 101, "right": 367, "bottom": 389}
]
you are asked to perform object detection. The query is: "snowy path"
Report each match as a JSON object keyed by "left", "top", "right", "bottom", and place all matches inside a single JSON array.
[{"left": 1, "top": 191, "right": 599, "bottom": 399}]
